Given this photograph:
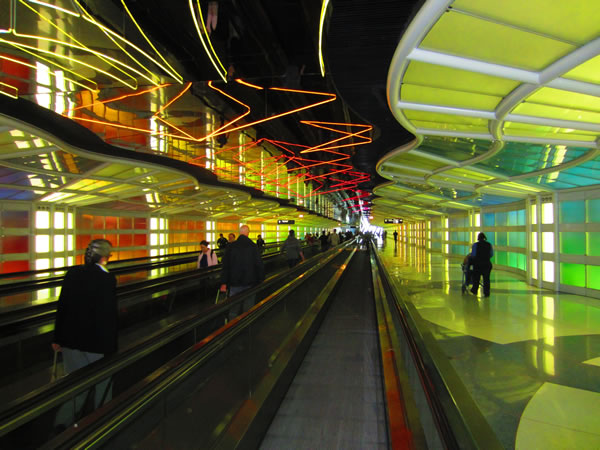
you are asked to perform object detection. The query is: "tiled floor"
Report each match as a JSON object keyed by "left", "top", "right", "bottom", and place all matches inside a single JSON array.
[{"left": 379, "top": 240, "right": 600, "bottom": 449}]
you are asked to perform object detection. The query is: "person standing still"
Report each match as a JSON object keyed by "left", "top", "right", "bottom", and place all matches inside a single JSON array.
[
  {"left": 197, "top": 240, "right": 218, "bottom": 268},
  {"left": 283, "top": 229, "right": 304, "bottom": 268},
  {"left": 470, "top": 232, "right": 493, "bottom": 297},
  {"left": 52, "top": 239, "right": 117, "bottom": 425},
  {"left": 217, "top": 233, "right": 228, "bottom": 250},
  {"left": 220, "top": 225, "right": 265, "bottom": 320},
  {"left": 393, "top": 230, "right": 398, "bottom": 243}
]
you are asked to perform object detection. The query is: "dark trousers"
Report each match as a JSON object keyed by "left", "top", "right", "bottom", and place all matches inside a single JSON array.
[
  {"left": 471, "top": 262, "right": 492, "bottom": 297},
  {"left": 287, "top": 258, "right": 300, "bottom": 268}
]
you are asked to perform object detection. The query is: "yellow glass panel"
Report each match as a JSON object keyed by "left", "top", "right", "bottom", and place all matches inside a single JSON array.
[
  {"left": 67, "top": 179, "right": 112, "bottom": 191},
  {"left": 403, "top": 61, "right": 518, "bottom": 96},
  {"left": 503, "top": 122, "right": 597, "bottom": 141},
  {"left": 401, "top": 84, "right": 501, "bottom": 110},
  {"left": 452, "top": 0, "right": 599, "bottom": 45},
  {"left": 95, "top": 165, "right": 151, "bottom": 179},
  {"left": 421, "top": 12, "right": 574, "bottom": 70},
  {"left": 513, "top": 103, "right": 600, "bottom": 124},
  {"left": 410, "top": 120, "right": 490, "bottom": 134},
  {"left": 563, "top": 55, "right": 600, "bottom": 84},
  {"left": 406, "top": 110, "right": 487, "bottom": 126},
  {"left": 445, "top": 168, "right": 494, "bottom": 182},
  {"left": 526, "top": 87, "right": 600, "bottom": 113}
]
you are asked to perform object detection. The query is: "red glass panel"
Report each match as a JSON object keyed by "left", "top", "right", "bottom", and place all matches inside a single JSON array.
[
  {"left": 119, "top": 217, "right": 132, "bottom": 229},
  {"left": 1, "top": 210, "right": 29, "bottom": 228},
  {"left": 77, "top": 234, "right": 91, "bottom": 250},
  {"left": 134, "top": 249, "right": 148, "bottom": 258},
  {"left": 133, "top": 234, "right": 147, "bottom": 246},
  {"left": 78, "top": 214, "right": 93, "bottom": 229},
  {"left": 92, "top": 234, "right": 104, "bottom": 241},
  {"left": 93, "top": 216, "right": 104, "bottom": 229},
  {"left": 2, "top": 235, "right": 29, "bottom": 254},
  {"left": 119, "top": 234, "right": 133, "bottom": 247},
  {"left": 105, "top": 216, "right": 117, "bottom": 230},
  {"left": 134, "top": 218, "right": 147, "bottom": 230},
  {"left": 105, "top": 234, "right": 118, "bottom": 246},
  {"left": 3, "top": 260, "right": 29, "bottom": 273}
]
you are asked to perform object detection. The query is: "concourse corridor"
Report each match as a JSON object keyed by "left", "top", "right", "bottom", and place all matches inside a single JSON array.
[{"left": 378, "top": 239, "right": 600, "bottom": 449}]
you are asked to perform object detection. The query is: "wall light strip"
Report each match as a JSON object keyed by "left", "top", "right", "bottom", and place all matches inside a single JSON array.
[
  {"left": 235, "top": 78, "right": 263, "bottom": 90},
  {"left": 0, "top": 82, "right": 19, "bottom": 98}
]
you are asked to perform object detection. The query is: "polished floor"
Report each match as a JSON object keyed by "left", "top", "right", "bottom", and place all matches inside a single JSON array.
[{"left": 378, "top": 240, "right": 600, "bottom": 450}]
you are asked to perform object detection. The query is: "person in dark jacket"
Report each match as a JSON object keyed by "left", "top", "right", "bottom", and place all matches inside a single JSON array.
[
  {"left": 470, "top": 232, "right": 493, "bottom": 297},
  {"left": 52, "top": 239, "right": 117, "bottom": 426},
  {"left": 283, "top": 229, "right": 304, "bottom": 268},
  {"left": 220, "top": 225, "right": 265, "bottom": 320},
  {"left": 217, "top": 233, "right": 228, "bottom": 250},
  {"left": 256, "top": 234, "right": 265, "bottom": 253}
]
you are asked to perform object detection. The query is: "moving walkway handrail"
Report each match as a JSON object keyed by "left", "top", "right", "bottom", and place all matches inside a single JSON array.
[
  {"left": 0, "top": 241, "right": 318, "bottom": 330},
  {"left": 0, "top": 239, "right": 308, "bottom": 296},
  {"left": 42, "top": 242, "right": 355, "bottom": 449},
  {"left": 0, "top": 241, "right": 347, "bottom": 438},
  {"left": 370, "top": 242, "right": 503, "bottom": 450}
]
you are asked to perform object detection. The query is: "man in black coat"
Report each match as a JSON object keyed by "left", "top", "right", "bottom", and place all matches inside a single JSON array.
[
  {"left": 53, "top": 239, "right": 117, "bottom": 425},
  {"left": 220, "top": 225, "right": 264, "bottom": 320}
]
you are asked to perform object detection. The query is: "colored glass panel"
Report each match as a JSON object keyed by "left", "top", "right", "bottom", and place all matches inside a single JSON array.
[
  {"left": 559, "top": 232, "right": 585, "bottom": 255},
  {"left": 2, "top": 235, "right": 29, "bottom": 254},
  {"left": 586, "top": 266, "right": 600, "bottom": 290},
  {"left": 587, "top": 199, "right": 600, "bottom": 222},
  {"left": 542, "top": 232, "right": 554, "bottom": 253},
  {"left": 452, "top": 0, "right": 598, "bottom": 45},
  {"left": 586, "top": 233, "right": 600, "bottom": 257},
  {"left": 1, "top": 210, "right": 29, "bottom": 228},
  {"left": 564, "top": 55, "right": 600, "bottom": 85},
  {"left": 496, "top": 231, "right": 507, "bottom": 246},
  {"left": 526, "top": 87, "right": 600, "bottom": 114},
  {"left": 494, "top": 251, "right": 507, "bottom": 266},
  {"left": 560, "top": 201, "right": 585, "bottom": 224},
  {"left": 401, "top": 84, "right": 501, "bottom": 110},
  {"left": 508, "top": 232, "right": 525, "bottom": 248},
  {"left": 483, "top": 213, "right": 494, "bottom": 226},
  {"left": 513, "top": 102, "right": 600, "bottom": 124},
  {"left": 133, "top": 234, "right": 147, "bottom": 246},
  {"left": 403, "top": 61, "right": 518, "bottom": 96},
  {"left": 3, "top": 260, "right": 29, "bottom": 273},
  {"left": 134, "top": 218, "right": 147, "bottom": 230},
  {"left": 417, "top": 136, "right": 492, "bottom": 163},
  {"left": 421, "top": 11, "right": 574, "bottom": 71},
  {"left": 560, "top": 263, "right": 586, "bottom": 287},
  {"left": 119, "top": 217, "right": 132, "bottom": 229}
]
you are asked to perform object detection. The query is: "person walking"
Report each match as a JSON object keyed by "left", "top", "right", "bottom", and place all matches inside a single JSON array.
[
  {"left": 470, "top": 232, "right": 493, "bottom": 297},
  {"left": 220, "top": 225, "right": 265, "bottom": 320},
  {"left": 52, "top": 239, "right": 117, "bottom": 426},
  {"left": 197, "top": 240, "right": 218, "bottom": 268},
  {"left": 256, "top": 234, "right": 265, "bottom": 254},
  {"left": 393, "top": 230, "right": 398, "bottom": 243},
  {"left": 329, "top": 228, "right": 340, "bottom": 247},
  {"left": 283, "top": 229, "right": 304, "bottom": 268}
]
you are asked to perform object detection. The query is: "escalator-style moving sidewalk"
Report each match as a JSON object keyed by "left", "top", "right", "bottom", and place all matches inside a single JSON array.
[{"left": 260, "top": 248, "right": 388, "bottom": 449}]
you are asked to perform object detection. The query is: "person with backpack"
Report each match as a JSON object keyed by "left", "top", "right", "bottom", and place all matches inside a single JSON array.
[
  {"left": 470, "top": 232, "right": 493, "bottom": 297},
  {"left": 197, "top": 240, "right": 218, "bottom": 268}
]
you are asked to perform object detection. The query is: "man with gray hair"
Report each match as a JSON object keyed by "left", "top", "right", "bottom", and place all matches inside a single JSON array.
[{"left": 220, "top": 225, "right": 264, "bottom": 320}]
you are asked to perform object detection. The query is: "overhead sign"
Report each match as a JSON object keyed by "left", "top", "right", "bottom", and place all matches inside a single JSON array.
[
  {"left": 384, "top": 218, "right": 403, "bottom": 224},
  {"left": 278, "top": 219, "right": 295, "bottom": 225}
]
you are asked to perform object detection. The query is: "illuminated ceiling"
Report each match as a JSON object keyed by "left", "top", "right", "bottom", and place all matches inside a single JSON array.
[{"left": 379, "top": 0, "right": 600, "bottom": 223}]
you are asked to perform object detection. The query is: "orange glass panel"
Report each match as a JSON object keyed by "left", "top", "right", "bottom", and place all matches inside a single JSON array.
[
  {"left": 105, "top": 216, "right": 118, "bottom": 230},
  {"left": 134, "top": 218, "right": 147, "bottom": 230},
  {"left": 134, "top": 234, "right": 147, "bottom": 246},
  {"left": 119, "top": 217, "right": 133, "bottom": 229},
  {"left": 2, "top": 235, "right": 29, "bottom": 254}
]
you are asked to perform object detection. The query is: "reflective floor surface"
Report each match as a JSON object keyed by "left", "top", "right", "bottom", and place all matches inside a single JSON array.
[{"left": 378, "top": 240, "right": 600, "bottom": 450}]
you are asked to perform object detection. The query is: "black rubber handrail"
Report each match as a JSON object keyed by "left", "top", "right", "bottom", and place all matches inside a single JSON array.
[
  {"left": 41, "top": 243, "right": 356, "bottom": 449},
  {"left": 371, "top": 243, "right": 503, "bottom": 450},
  {"left": 0, "top": 241, "right": 350, "bottom": 439}
]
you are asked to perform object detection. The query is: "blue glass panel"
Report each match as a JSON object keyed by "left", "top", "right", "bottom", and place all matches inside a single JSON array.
[
  {"left": 483, "top": 213, "right": 495, "bottom": 226},
  {"left": 496, "top": 211, "right": 508, "bottom": 226},
  {"left": 559, "top": 201, "right": 585, "bottom": 224},
  {"left": 516, "top": 209, "right": 525, "bottom": 225}
]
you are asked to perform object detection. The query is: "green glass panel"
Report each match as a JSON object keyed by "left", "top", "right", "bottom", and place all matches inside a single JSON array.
[
  {"left": 483, "top": 213, "right": 494, "bottom": 226},
  {"left": 496, "top": 231, "right": 507, "bottom": 246},
  {"left": 512, "top": 102, "right": 600, "bottom": 124},
  {"left": 508, "top": 252, "right": 518, "bottom": 268},
  {"left": 587, "top": 199, "right": 600, "bottom": 222},
  {"left": 586, "top": 266, "right": 600, "bottom": 290},
  {"left": 517, "top": 253, "right": 526, "bottom": 270},
  {"left": 495, "top": 211, "right": 507, "bottom": 226},
  {"left": 564, "top": 55, "right": 600, "bottom": 85},
  {"left": 421, "top": 11, "right": 574, "bottom": 71},
  {"left": 560, "top": 201, "right": 585, "bottom": 224},
  {"left": 561, "top": 263, "right": 586, "bottom": 287},
  {"left": 560, "top": 232, "right": 585, "bottom": 255},
  {"left": 403, "top": 61, "right": 519, "bottom": 96},
  {"left": 526, "top": 88, "right": 600, "bottom": 113},
  {"left": 401, "top": 84, "right": 501, "bottom": 110},
  {"left": 452, "top": 0, "right": 599, "bottom": 45},
  {"left": 508, "top": 232, "right": 525, "bottom": 248},
  {"left": 508, "top": 211, "right": 517, "bottom": 226},
  {"left": 494, "top": 251, "right": 508, "bottom": 266},
  {"left": 587, "top": 233, "right": 600, "bottom": 256},
  {"left": 517, "top": 210, "right": 526, "bottom": 226}
]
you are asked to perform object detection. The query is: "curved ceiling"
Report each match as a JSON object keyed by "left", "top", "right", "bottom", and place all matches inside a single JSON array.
[{"left": 378, "top": 0, "right": 600, "bottom": 222}]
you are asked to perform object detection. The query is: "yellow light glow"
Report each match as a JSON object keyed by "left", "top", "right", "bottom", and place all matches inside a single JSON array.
[
  {"left": 0, "top": 82, "right": 19, "bottom": 98},
  {"left": 26, "top": 0, "right": 80, "bottom": 17},
  {"left": 318, "top": 0, "right": 330, "bottom": 77}
]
